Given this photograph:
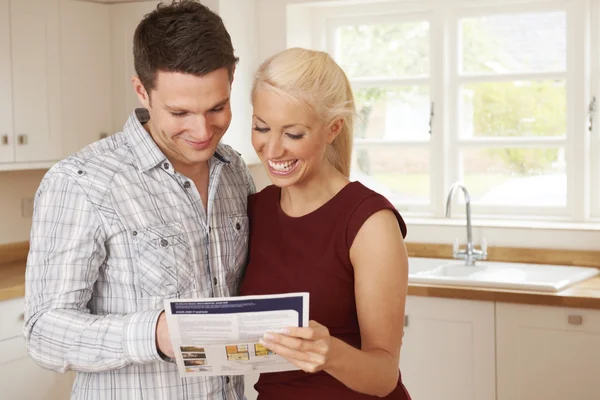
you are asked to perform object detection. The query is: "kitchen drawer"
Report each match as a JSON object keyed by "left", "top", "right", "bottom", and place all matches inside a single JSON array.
[
  {"left": 0, "top": 297, "right": 25, "bottom": 341},
  {"left": 497, "top": 303, "right": 600, "bottom": 333}
]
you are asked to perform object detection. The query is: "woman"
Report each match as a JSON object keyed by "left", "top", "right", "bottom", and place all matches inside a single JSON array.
[{"left": 239, "top": 47, "right": 411, "bottom": 399}]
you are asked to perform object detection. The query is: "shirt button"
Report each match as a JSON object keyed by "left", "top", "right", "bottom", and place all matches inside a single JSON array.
[
  {"left": 132, "top": 231, "right": 137, "bottom": 236},
  {"left": 213, "top": 277, "right": 218, "bottom": 286},
  {"left": 160, "top": 238, "right": 169, "bottom": 247},
  {"left": 235, "top": 222, "right": 241, "bottom": 230},
  {"left": 226, "top": 376, "right": 230, "bottom": 384},
  {"left": 163, "top": 162, "right": 170, "bottom": 170},
  {"left": 183, "top": 181, "right": 191, "bottom": 189},
  {"left": 77, "top": 170, "right": 84, "bottom": 175}
]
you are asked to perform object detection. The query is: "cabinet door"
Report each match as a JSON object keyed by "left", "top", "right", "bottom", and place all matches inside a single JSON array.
[
  {"left": 0, "top": 336, "right": 75, "bottom": 400},
  {"left": 0, "top": 0, "right": 14, "bottom": 163},
  {"left": 400, "top": 296, "right": 496, "bottom": 400},
  {"left": 496, "top": 303, "right": 600, "bottom": 400},
  {"left": 60, "top": 0, "right": 112, "bottom": 157},
  {"left": 10, "top": 0, "right": 62, "bottom": 162}
]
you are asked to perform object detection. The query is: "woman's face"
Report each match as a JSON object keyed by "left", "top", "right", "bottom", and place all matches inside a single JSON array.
[{"left": 252, "top": 89, "right": 338, "bottom": 188}]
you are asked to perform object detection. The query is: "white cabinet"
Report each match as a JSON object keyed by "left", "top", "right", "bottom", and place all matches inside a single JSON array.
[
  {"left": 400, "top": 296, "right": 496, "bottom": 400},
  {"left": 0, "top": 336, "right": 75, "bottom": 400},
  {"left": 496, "top": 303, "right": 600, "bottom": 400},
  {"left": 1, "top": 0, "right": 260, "bottom": 170},
  {"left": 0, "top": 0, "right": 14, "bottom": 163},
  {"left": 59, "top": 0, "right": 112, "bottom": 157},
  {"left": 10, "top": 0, "right": 63, "bottom": 163},
  {"left": 0, "top": 297, "right": 75, "bottom": 399},
  {"left": 1, "top": 0, "right": 112, "bottom": 169}
]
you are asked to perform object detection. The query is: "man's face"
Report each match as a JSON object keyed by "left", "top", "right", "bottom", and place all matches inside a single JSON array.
[{"left": 133, "top": 68, "right": 233, "bottom": 167}]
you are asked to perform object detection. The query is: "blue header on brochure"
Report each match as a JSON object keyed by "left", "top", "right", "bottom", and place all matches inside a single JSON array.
[{"left": 170, "top": 296, "right": 305, "bottom": 327}]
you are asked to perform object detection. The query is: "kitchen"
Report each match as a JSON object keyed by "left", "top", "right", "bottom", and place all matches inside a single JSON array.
[{"left": 1, "top": 0, "right": 600, "bottom": 399}]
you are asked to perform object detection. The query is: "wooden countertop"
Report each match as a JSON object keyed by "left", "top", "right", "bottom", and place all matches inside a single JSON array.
[
  {"left": 408, "top": 276, "right": 600, "bottom": 309},
  {"left": 0, "top": 261, "right": 26, "bottom": 301},
  {"left": 2, "top": 260, "right": 600, "bottom": 308}
]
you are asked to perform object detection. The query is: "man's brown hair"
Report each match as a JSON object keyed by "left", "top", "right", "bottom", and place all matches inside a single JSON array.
[{"left": 133, "top": 0, "right": 238, "bottom": 93}]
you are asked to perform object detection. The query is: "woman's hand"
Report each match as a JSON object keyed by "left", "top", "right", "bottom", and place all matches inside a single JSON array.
[{"left": 259, "top": 320, "right": 335, "bottom": 373}]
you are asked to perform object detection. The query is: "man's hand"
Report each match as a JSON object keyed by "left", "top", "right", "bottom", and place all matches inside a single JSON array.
[{"left": 156, "top": 312, "right": 174, "bottom": 358}]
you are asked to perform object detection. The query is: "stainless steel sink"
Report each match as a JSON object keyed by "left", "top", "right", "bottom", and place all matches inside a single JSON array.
[{"left": 408, "top": 257, "right": 600, "bottom": 292}]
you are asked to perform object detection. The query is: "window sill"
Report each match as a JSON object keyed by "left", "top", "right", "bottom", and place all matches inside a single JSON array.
[{"left": 404, "top": 216, "right": 600, "bottom": 232}]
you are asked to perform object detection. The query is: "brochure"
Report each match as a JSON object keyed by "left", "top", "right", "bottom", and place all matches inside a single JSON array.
[{"left": 164, "top": 292, "right": 310, "bottom": 377}]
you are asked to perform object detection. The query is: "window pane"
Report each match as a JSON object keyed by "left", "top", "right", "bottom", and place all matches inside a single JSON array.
[
  {"left": 336, "top": 21, "right": 429, "bottom": 78},
  {"left": 461, "top": 81, "right": 566, "bottom": 138},
  {"left": 351, "top": 146, "right": 429, "bottom": 204},
  {"left": 461, "top": 147, "right": 566, "bottom": 206},
  {"left": 355, "top": 86, "right": 430, "bottom": 140},
  {"left": 460, "top": 11, "right": 566, "bottom": 74}
]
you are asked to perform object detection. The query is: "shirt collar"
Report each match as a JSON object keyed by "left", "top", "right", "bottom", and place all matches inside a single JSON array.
[{"left": 124, "top": 108, "right": 230, "bottom": 173}]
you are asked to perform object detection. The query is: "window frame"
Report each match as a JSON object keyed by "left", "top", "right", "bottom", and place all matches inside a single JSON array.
[
  {"left": 591, "top": 0, "right": 600, "bottom": 219},
  {"left": 448, "top": 2, "right": 576, "bottom": 219}
]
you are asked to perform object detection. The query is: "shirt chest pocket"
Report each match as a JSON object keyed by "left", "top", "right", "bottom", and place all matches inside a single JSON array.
[{"left": 133, "top": 222, "right": 192, "bottom": 297}]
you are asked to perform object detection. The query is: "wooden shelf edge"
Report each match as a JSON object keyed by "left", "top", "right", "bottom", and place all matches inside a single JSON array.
[{"left": 0, "top": 241, "right": 29, "bottom": 264}]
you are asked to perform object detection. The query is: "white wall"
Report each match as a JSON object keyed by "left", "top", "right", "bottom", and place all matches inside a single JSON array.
[
  {"left": 248, "top": 164, "right": 270, "bottom": 192},
  {"left": 0, "top": 169, "right": 46, "bottom": 244},
  {"left": 256, "top": 0, "right": 347, "bottom": 61},
  {"left": 218, "top": 0, "right": 261, "bottom": 164}
]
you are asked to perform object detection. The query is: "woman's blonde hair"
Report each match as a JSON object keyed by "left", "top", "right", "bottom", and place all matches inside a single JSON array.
[{"left": 251, "top": 47, "right": 355, "bottom": 178}]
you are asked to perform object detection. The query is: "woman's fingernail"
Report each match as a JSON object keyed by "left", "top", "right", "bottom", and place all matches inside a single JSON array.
[
  {"left": 276, "top": 328, "right": 291, "bottom": 335},
  {"left": 263, "top": 333, "right": 275, "bottom": 340}
]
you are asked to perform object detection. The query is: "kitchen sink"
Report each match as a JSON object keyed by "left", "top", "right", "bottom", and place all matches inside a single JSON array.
[{"left": 408, "top": 257, "right": 600, "bottom": 292}]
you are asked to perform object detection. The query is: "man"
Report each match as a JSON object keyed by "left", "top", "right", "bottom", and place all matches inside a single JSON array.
[{"left": 23, "top": 1, "right": 254, "bottom": 399}]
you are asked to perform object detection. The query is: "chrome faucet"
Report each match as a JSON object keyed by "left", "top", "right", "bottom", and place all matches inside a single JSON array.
[{"left": 445, "top": 182, "right": 487, "bottom": 266}]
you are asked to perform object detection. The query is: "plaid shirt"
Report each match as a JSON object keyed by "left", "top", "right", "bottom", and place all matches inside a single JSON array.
[{"left": 24, "top": 109, "right": 255, "bottom": 400}]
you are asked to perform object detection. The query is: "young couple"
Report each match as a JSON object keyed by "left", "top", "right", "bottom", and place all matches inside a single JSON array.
[{"left": 23, "top": 1, "right": 411, "bottom": 399}]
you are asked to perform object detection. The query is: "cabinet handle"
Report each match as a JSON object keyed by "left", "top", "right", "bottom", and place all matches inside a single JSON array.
[
  {"left": 17, "top": 134, "right": 28, "bottom": 145},
  {"left": 1, "top": 135, "right": 7, "bottom": 145},
  {"left": 19, "top": 313, "right": 24, "bottom": 322},
  {"left": 404, "top": 315, "right": 409, "bottom": 327},
  {"left": 568, "top": 315, "right": 583, "bottom": 325}
]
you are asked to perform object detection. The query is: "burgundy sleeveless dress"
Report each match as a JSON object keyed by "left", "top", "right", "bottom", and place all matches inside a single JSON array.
[{"left": 239, "top": 182, "right": 411, "bottom": 400}]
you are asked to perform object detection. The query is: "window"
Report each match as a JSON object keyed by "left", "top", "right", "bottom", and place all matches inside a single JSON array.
[
  {"left": 331, "top": 15, "right": 433, "bottom": 210},
  {"left": 319, "top": 0, "right": 595, "bottom": 221},
  {"left": 456, "top": 9, "right": 568, "bottom": 214}
]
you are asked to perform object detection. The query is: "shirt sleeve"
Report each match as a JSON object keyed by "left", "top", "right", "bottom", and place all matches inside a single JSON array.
[{"left": 23, "top": 171, "right": 164, "bottom": 373}]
